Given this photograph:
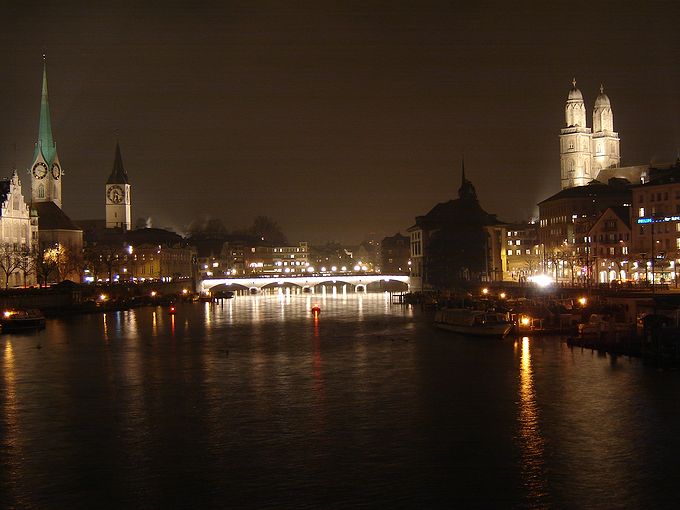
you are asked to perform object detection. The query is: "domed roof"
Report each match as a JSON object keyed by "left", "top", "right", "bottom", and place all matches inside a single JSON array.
[
  {"left": 567, "top": 78, "right": 583, "bottom": 101},
  {"left": 594, "top": 84, "right": 611, "bottom": 107}
]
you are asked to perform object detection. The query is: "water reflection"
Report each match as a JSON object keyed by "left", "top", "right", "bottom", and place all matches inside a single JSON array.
[
  {"left": 103, "top": 313, "right": 109, "bottom": 341},
  {"left": 517, "top": 336, "right": 548, "bottom": 506},
  {"left": 3, "top": 341, "right": 18, "bottom": 439}
]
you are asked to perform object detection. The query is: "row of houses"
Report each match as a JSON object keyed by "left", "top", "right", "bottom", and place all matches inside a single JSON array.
[{"left": 406, "top": 159, "right": 680, "bottom": 290}]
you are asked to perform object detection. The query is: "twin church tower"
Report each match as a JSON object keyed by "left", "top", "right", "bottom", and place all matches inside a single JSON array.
[
  {"left": 559, "top": 79, "right": 621, "bottom": 189},
  {"left": 28, "top": 59, "right": 132, "bottom": 230}
]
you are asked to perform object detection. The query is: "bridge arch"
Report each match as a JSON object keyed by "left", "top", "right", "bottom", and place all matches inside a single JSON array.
[{"left": 200, "top": 274, "right": 410, "bottom": 294}]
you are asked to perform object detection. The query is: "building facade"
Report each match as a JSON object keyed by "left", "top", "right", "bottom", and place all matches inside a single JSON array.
[
  {"left": 630, "top": 161, "right": 680, "bottom": 284},
  {"left": 587, "top": 207, "right": 631, "bottom": 284},
  {"left": 0, "top": 171, "right": 39, "bottom": 287},
  {"left": 409, "top": 167, "right": 506, "bottom": 290},
  {"left": 504, "top": 222, "right": 541, "bottom": 281},
  {"left": 380, "top": 233, "right": 410, "bottom": 274},
  {"left": 538, "top": 180, "right": 631, "bottom": 283}
]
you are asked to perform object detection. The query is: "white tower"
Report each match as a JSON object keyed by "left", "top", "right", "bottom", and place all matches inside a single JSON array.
[
  {"left": 560, "top": 78, "right": 593, "bottom": 189},
  {"left": 591, "top": 84, "right": 620, "bottom": 177},
  {"left": 29, "top": 59, "right": 63, "bottom": 208},
  {"left": 105, "top": 142, "right": 132, "bottom": 230}
]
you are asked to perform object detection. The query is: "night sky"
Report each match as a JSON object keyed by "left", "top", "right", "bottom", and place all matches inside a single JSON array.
[{"left": 1, "top": 1, "right": 678, "bottom": 243}]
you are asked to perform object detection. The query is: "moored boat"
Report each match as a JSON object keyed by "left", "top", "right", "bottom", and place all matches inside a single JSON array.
[
  {"left": 434, "top": 308, "right": 513, "bottom": 337},
  {"left": 1, "top": 309, "right": 46, "bottom": 333}
]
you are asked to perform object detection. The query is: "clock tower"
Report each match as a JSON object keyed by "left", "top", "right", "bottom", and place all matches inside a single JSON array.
[
  {"left": 105, "top": 142, "right": 132, "bottom": 230},
  {"left": 30, "top": 58, "right": 63, "bottom": 208}
]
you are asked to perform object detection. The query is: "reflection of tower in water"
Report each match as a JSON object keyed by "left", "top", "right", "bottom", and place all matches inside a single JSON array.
[{"left": 517, "top": 337, "right": 549, "bottom": 505}]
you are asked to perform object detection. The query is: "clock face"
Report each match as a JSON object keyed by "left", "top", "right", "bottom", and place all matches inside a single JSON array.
[
  {"left": 107, "top": 185, "right": 124, "bottom": 204},
  {"left": 32, "top": 162, "right": 48, "bottom": 179},
  {"left": 51, "top": 163, "right": 61, "bottom": 180}
]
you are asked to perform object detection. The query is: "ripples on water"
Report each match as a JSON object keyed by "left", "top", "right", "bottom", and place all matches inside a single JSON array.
[{"left": 1, "top": 293, "right": 680, "bottom": 509}]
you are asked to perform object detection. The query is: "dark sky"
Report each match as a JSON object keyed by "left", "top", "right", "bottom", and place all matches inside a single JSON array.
[{"left": 1, "top": 1, "right": 678, "bottom": 244}]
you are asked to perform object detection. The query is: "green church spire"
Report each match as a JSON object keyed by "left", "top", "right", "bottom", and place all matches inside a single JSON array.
[{"left": 33, "top": 56, "right": 56, "bottom": 164}]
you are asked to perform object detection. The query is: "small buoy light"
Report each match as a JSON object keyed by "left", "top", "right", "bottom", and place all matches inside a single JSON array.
[
  {"left": 169, "top": 305, "right": 176, "bottom": 314},
  {"left": 311, "top": 305, "right": 321, "bottom": 315}
]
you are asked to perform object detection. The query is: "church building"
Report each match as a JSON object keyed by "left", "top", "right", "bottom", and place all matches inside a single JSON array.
[
  {"left": 105, "top": 142, "right": 132, "bottom": 230},
  {"left": 559, "top": 79, "right": 646, "bottom": 189},
  {"left": 28, "top": 60, "right": 83, "bottom": 283}
]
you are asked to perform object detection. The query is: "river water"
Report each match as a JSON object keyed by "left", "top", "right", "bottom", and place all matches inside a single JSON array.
[{"left": 1, "top": 293, "right": 679, "bottom": 509}]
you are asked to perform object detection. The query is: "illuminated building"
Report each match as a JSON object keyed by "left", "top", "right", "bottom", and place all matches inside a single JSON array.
[
  {"left": 630, "top": 160, "right": 680, "bottom": 283},
  {"left": 504, "top": 222, "right": 541, "bottom": 281},
  {"left": 587, "top": 207, "right": 631, "bottom": 283},
  {"left": 105, "top": 143, "right": 132, "bottom": 230},
  {"left": 538, "top": 179, "right": 631, "bottom": 283},
  {"left": 0, "top": 171, "right": 39, "bottom": 286},
  {"left": 83, "top": 227, "right": 196, "bottom": 282},
  {"left": 559, "top": 79, "right": 646, "bottom": 189}
]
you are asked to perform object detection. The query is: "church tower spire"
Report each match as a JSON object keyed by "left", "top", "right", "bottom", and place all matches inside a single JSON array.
[
  {"left": 30, "top": 56, "right": 63, "bottom": 208},
  {"left": 559, "top": 78, "right": 593, "bottom": 189},
  {"left": 458, "top": 156, "right": 477, "bottom": 200},
  {"left": 591, "top": 84, "right": 620, "bottom": 176},
  {"left": 106, "top": 141, "right": 132, "bottom": 230}
]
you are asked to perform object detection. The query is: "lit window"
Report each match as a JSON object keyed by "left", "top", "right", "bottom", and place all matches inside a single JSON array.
[{"left": 639, "top": 207, "right": 645, "bottom": 218}]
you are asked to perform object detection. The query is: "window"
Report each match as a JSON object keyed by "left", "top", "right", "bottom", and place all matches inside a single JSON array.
[
  {"left": 622, "top": 246, "right": 628, "bottom": 255},
  {"left": 609, "top": 247, "right": 615, "bottom": 255},
  {"left": 508, "top": 240, "right": 513, "bottom": 246},
  {"left": 515, "top": 240, "right": 520, "bottom": 245},
  {"left": 639, "top": 207, "right": 645, "bottom": 218},
  {"left": 640, "top": 194, "right": 644, "bottom": 203}
]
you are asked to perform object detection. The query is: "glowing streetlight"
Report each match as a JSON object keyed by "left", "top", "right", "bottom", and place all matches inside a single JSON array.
[{"left": 481, "top": 288, "right": 489, "bottom": 295}]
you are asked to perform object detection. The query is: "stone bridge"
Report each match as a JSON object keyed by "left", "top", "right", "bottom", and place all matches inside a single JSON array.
[{"left": 199, "top": 273, "right": 410, "bottom": 294}]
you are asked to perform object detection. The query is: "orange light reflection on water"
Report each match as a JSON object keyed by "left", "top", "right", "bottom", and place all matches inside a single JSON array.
[{"left": 518, "top": 336, "right": 549, "bottom": 505}]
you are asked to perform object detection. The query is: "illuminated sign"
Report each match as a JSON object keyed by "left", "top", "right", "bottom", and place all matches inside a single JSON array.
[{"left": 637, "top": 216, "right": 680, "bottom": 224}]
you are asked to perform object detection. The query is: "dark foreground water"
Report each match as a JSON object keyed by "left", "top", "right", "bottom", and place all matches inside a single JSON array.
[{"left": 1, "top": 294, "right": 680, "bottom": 509}]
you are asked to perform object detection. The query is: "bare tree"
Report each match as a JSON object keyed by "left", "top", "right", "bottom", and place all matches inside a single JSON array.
[
  {"left": 34, "top": 246, "right": 60, "bottom": 287},
  {"left": 15, "top": 247, "right": 35, "bottom": 288},
  {"left": 0, "top": 244, "right": 23, "bottom": 289}
]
